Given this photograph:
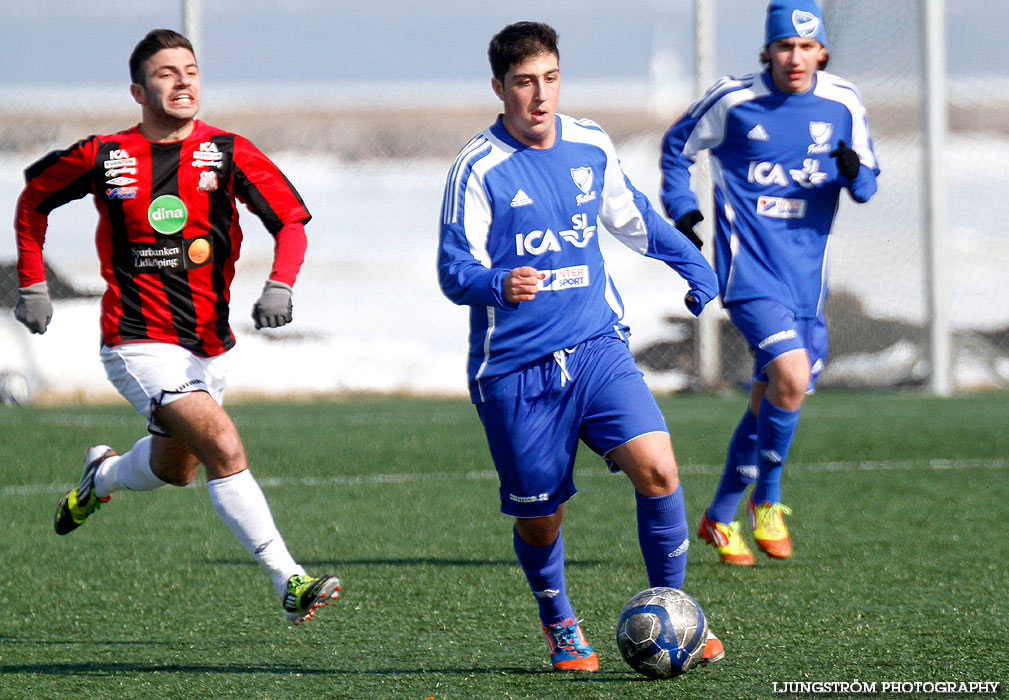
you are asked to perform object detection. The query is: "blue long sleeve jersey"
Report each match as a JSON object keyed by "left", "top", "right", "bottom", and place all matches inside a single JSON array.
[
  {"left": 660, "top": 70, "right": 880, "bottom": 318},
  {"left": 439, "top": 113, "right": 718, "bottom": 403}
]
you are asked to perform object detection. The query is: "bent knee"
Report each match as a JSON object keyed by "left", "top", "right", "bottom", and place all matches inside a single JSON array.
[
  {"left": 635, "top": 462, "right": 680, "bottom": 496},
  {"left": 165, "top": 472, "right": 198, "bottom": 487},
  {"left": 202, "top": 432, "right": 246, "bottom": 471}
]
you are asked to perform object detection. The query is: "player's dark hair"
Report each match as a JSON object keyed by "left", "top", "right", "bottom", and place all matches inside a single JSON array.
[
  {"left": 488, "top": 22, "right": 559, "bottom": 82},
  {"left": 129, "top": 29, "right": 195, "bottom": 85}
]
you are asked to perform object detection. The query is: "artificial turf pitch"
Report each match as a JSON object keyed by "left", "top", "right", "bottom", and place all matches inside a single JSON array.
[{"left": 0, "top": 391, "right": 1006, "bottom": 699}]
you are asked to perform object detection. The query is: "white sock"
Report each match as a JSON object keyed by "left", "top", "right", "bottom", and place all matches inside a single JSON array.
[
  {"left": 94, "top": 436, "right": 167, "bottom": 498},
  {"left": 207, "top": 469, "right": 305, "bottom": 595}
]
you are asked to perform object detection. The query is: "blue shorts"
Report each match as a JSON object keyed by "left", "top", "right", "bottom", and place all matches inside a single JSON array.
[
  {"left": 727, "top": 299, "right": 828, "bottom": 390},
  {"left": 475, "top": 333, "right": 668, "bottom": 518}
]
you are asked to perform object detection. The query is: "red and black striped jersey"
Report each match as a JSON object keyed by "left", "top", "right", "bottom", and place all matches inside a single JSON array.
[{"left": 15, "top": 120, "right": 311, "bottom": 356}]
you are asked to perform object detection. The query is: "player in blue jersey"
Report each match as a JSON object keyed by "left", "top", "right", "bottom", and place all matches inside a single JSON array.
[
  {"left": 660, "top": 0, "right": 880, "bottom": 565},
  {"left": 439, "top": 21, "right": 724, "bottom": 672}
]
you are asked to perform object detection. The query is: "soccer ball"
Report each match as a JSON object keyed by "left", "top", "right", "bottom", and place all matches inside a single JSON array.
[{"left": 615, "top": 586, "right": 708, "bottom": 679}]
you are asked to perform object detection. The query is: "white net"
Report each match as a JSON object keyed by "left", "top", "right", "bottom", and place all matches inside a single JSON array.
[{"left": 817, "top": 0, "right": 1009, "bottom": 389}]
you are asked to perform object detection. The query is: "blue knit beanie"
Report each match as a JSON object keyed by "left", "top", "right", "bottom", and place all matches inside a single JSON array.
[{"left": 765, "top": 0, "right": 827, "bottom": 47}]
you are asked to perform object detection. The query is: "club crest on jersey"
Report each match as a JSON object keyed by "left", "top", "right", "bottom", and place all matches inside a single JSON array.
[
  {"left": 192, "top": 141, "right": 223, "bottom": 168},
  {"left": 570, "top": 167, "right": 597, "bottom": 205},
  {"left": 570, "top": 167, "right": 593, "bottom": 193},
  {"left": 197, "top": 170, "right": 219, "bottom": 192},
  {"left": 792, "top": 9, "right": 821, "bottom": 38},
  {"left": 807, "top": 121, "right": 833, "bottom": 154}
]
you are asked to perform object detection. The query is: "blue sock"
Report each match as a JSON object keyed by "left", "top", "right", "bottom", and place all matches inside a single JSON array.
[
  {"left": 751, "top": 397, "right": 800, "bottom": 505},
  {"left": 513, "top": 527, "right": 575, "bottom": 625},
  {"left": 708, "top": 409, "right": 759, "bottom": 524},
  {"left": 636, "top": 485, "right": 689, "bottom": 589}
]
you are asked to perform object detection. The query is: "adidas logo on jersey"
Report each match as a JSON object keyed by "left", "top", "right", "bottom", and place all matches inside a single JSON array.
[
  {"left": 747, "top": 124, "right": 770, "bottom": 141},
  {"left": 510, "top": 189, "right": 533, "bottom": 207}
]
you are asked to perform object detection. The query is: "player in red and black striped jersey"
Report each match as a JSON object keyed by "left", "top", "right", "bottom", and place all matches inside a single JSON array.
[
  {"left": 13, "top": 29, "right": 340, "bottom": 625},
  {"left": 17, "top": 122, "right": 310, "bottom": 355}
]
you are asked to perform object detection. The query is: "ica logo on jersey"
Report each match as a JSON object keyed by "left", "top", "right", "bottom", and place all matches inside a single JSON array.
[
  {"left": 514, "top": 213, "right": 596, "bottom": 256},
  {"left": 748, "top": 159, "right": 826, "bottom": 190},
  {"left": 192, "top": 141, "right": 224, "bottom": 168},
  {"left": 103, "top": 149, "right": 137, "bottom": 170}
]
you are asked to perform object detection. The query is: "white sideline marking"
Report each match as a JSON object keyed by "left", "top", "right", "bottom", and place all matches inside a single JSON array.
[{"left": 3, "top": 459, "right": 1007, "bottom": 497}]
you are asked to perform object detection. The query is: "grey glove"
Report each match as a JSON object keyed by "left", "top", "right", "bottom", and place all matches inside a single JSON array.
[
  {"left": 251, "top": 280, "right": 293, "bottom": 330},
  {"left": 14, "top": 281, "right": 53, "bottom": 334}
]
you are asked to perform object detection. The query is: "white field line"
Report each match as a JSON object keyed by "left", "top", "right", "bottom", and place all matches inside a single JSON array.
[{"left": 3, "top": 458, "right": 1007, "bottom": 497}]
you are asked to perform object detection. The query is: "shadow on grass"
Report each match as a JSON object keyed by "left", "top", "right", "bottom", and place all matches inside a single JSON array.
[
  {"left": 210, "top": 557, "right": 607, "bottom": 568},
  {"left": 0, "top": 662, "right": 573, "bottom": 677}
]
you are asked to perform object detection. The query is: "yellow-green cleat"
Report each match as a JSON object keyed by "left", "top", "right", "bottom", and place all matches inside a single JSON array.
[
  {"left": 698, "top": 510, "right": 755, "bottom": 565},
  {"left": 283, "top": 574, "right": 341, "bottom": 625},
  {"left": 54, "top": 445, "right": 115, "bottom": 535},
  {"left": 748, "top": 498, "right": 793, "bottom": 559}
]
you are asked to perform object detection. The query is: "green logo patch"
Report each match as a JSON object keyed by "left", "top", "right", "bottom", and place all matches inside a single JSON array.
[{"left": 148, "top": 195, "right": 188, "bottom": 234}]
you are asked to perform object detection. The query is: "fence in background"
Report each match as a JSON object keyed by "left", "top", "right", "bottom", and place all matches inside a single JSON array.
[{"left": 1, "top": 1, "right": 1006, "bottom": 402}]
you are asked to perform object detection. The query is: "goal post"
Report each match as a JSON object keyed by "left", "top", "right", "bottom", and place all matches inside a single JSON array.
[
  {"left": 693, "top": 0, "right": 720, "bottom": 389},
  {"left": 921, "top": 0, "right": 951, "bottom": 396}
]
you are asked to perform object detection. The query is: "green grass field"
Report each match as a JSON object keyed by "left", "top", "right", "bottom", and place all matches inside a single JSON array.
[{"left": 1, "top": 391, "right": 1007, "bottom": 699}]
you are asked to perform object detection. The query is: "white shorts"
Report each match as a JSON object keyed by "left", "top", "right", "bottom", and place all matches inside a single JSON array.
[{"left": 100, "top": 343, "right": 229, "bottom": 437}]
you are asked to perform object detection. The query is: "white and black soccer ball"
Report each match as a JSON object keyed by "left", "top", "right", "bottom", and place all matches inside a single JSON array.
[
  {"left": 0, "top": 370, "right": 30, "bottom": 406},
  {"left": 616, "top": 586, "right": 708, "bottom": 679}
]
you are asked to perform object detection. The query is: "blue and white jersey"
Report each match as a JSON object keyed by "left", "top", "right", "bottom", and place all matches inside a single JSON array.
[
  {"left": 660, "top": 70, "right": 880, "bottom": 318},
  {"left": 440, "top": 113, "right": 718, "bottom": 403}
]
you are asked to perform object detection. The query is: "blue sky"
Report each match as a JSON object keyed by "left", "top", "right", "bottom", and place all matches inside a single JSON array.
[{"left": 1, "top": 0, "right": 1003, "bottom": 89}]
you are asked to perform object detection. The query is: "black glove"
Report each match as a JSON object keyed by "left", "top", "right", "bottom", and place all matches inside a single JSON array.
[
  {"left": 675, "top": 209, "right": 704, "bottom": 250},
  {"left": 14, "top": 281, "right": 53, "bottom": 334},
  {"left": 251, "top": 280, "right": 293, "bottom": 330},
  {"left": 829, "top": 140, "right": 860, "bottom": 179}
]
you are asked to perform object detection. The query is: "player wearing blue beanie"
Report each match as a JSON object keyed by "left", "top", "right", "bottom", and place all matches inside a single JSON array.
[
  {"left": 765, "top": 0, "right": 828, "bottom": 48},
  {"left": 661, "top": 1, "right": 880, "bottom": 566}
]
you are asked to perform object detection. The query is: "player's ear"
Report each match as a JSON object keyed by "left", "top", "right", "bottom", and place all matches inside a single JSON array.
[
  {"left": 491, "top": 77, "right": 504, "bottom": 101},
  {"left": 129, "top": 83, "right": 147, "bottom": 107}
]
